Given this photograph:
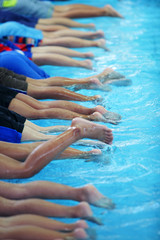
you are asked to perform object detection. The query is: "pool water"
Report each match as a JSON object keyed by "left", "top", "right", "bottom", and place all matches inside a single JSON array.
[{"left": 6, "top": 0, "right": 160, "bottom": 239}]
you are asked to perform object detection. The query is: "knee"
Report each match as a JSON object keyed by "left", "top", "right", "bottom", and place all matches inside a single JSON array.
[
  {"left": 10, "top": 184, "right": 30, "bottom": 200},
  {"left": 9, "top": 164, "right": 36, "bottom": 179},
  {"left": 2, "top": 183, "right": 27, "bottom": 200},
  {"left": 20, "top": 163, "right": 39, "bottom": 179},
  {"left": 20, "top": 167, "right": 35, "bottom": 179},
  {"left": 24, "top": 109, "right": 40, "bottom": 119}
]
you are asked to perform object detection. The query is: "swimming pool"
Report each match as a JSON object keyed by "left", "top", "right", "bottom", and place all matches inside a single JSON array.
[{"left": 5, "top": 0, "right": 160, "bottom": 239}]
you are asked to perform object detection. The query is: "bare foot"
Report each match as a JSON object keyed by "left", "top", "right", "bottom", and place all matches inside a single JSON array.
[
  {"left": 87, "top": 94, "right": 101, "bottom": 101},
  {"left": 96, "top": 30, "right": 105, "bottom": 38},
  {"left": 62, "top": 228, "right": 88, "bottom": 240},
  {"left": 90, "top": 30, "right": 104, "bottom": 39},
  {"left": 93, "top": 106, "right": 121, "bottom": 124},
  {"left": 86, "top": 78, "right": 111, "bottom": 91},
  {"left": 96, "top": 67, "right": 114, "bottom": 83},
  {"left": 73, "top": 228, "right": 88, "bottom": 239},
  {"left": 72, "top": 78, "right": 102, "bottom": 91},
  {"left": 71, "top": 117, "right": 113, "bottom": 144},
  {"left": 61, "top": 220, "right": 88, "bottom": 233},
  {"left": 88, "top": 149, "right": 102, "bottom": 155},
  {"left": 77, "top": 78, "right": 102, "bottom": 90},
  {"left": 80, "top": 184, "right": 115, "bottom": 210},
  {"left": 82, "top": 59, "right": 93, "bottom": 69},
  {"left": 75, "top": 220, "right": 88, "bottom": 229},
  {"left": 75, "top": 202, "right": 93, "bottom": 218},
  {"left": 84, "top": 52, "right": 94, "bottom": 58},
  {"left": 89, "top": 111, "right": 120, "bottom": 125},
  {"left": 92, "top": 96, "right": 104, "bottom": 105},
  {"left": 86, "top": 23, "right": 96, "bottom": 29},
  {"left": 102, "top": 70, "right": 125, "bottom": 81},
  {"left": 102, "top": 70, "right": 132, "bottom": 86},
  {"left": 96, "top": 39, "right": 110, "bottom": 51},
  {"left": 96, "top": 67, "right": 129, "bottom": 86},
  {"left": 104, "top": 4, "right": 124, "bottom": 18},
  {"left": 90, "top": 112, "right": 109, "bottom": 122},
  {"left": 89, "top": 77, "right": 102, "bottom": 86},
  {"left": 83, "top": 149, "right": 102, "bottom": 161},
  {"left": 76, "top": 202, "right": 102, "bottom": 225},
  {"left": 94, "top": 105, "right": 108, "bottom": 115}
]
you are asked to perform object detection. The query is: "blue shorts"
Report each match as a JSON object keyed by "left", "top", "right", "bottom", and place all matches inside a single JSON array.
[
  {"left": 0, "top": 126, "right": 22, "bottom": 143},
  {"left": 0, "top": 51, "right": 50, "bottom": 79},
  {"left": 23, "top": 50, "right": 32, "bottom": 59},
  {"left": 1, "top": 0, "right": 54, "bottom": 18},
  {"left": 0, "top": 21, "right": 43, "bottom": 40}
]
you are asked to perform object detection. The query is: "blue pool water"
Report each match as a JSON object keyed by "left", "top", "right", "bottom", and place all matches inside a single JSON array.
[{"left": 6, "top": 0, "right": 160, "bottom": 239}]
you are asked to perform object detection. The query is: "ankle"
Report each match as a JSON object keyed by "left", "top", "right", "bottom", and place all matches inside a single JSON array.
[{"left": 77, "top": 187, "right": 86, "bottom": 202}]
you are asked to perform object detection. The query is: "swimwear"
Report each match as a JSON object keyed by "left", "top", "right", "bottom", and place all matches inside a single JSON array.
[
  {"left": 0, "top": 10, "right": 38, "bottom": 28},
  {"left": 0, "top": 0, "right": 54, "bottom": 18},
  {"left": 0, "top": 38, "right": 33, "bottom": 59},
  {"left": 3, "top": 35, "right": 42, "bottom": 47},
  {"left": 0, "top": 85, "right": 19, "bottom": 108},
  {"left": 0, "top": 126, "right": 22, "bottom": 143},
  {"left": 0, "top": 51, "right": 50, "bottom": 79},
  {"left": 0, "top": 106, "right": 25, "bottom": 133},
  {"left": 0, "top": 67, "right": 26, "bottom": 81},
  {"left": 0, "top": 67, "right": 28, "bottom": 91},
  {"left": 0, "top": 21, "right": 43, "bottom": 40}
]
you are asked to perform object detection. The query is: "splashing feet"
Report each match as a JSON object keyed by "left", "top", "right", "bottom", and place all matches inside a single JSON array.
[
  {"left": 71, "top": 117, "right": 113, "bottom": 145},
  {"left": 86, "top": 78, "right": 112, "bottom": 91},
  {"left": 77, "top": 202, "right": 103, "bottom": 225},
  {"left": 74, "top": 149, "right": 102, "bottom": 160},
  {"left": 72, "top": 78, "right": 102, "bottom": 91},
  {"left": 96, "top": 39, "right": 110, "bottom": 51},
  {"left": 96, "top": 67, "right": 131, "bottom": 86},
  {"left": 104, "top": 5, "right": 124, "bottom": 18},
  {"left": 62, "top": 220, "right": 88, "bottom": 233},
  {"left": 84, "top": 52, "right": 94, "bottom": 58},
  {"left": 90, "top": 112, "right": 110, "bottom": 123},
  {"left": 88, "top": 149, "right": 102, "bottom": 155},
  {"left": 73, "top": 228, "right": 88, "bottom": 239},
  {"left": 87, "top": 94, "right": 102, "bottom": 101},
  {"left": 76, "top": 139, "right": 106, "bottom": 149},
  {"left": 103, "top": 111, "right": 121, "bottom": 124},
  {"left": 86, "top": 23, "right": 96, "bottom": 30},
  {"left": 90, "top": 30, "right": 105, "bottom": 39},
  {"left": 82, "top": 59, "right": 93, "bottom": 69},
  {"left": 89, "top": 77, "right": 102, "bottom": 87},
  {"left": 80, "top": 184, "right": 115, "bottom": 210},
  {"left": 75, "top": 220, "right": 88, "bottom": 229},
  {"left": 91, "top": 106, "right": 121, "bottom": 124},
  {"left": 96, "top": 67, "right": 113, "bottom": 83},
  {"left": 64, "top": 228, "right": 89, "bottom": 240}
]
